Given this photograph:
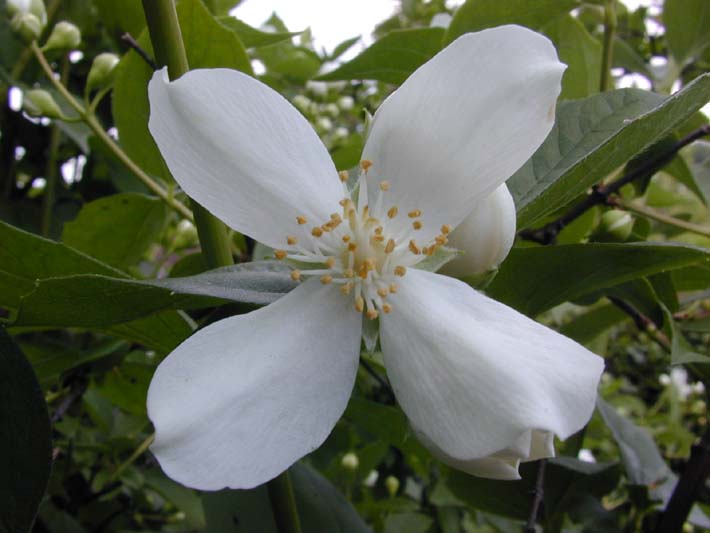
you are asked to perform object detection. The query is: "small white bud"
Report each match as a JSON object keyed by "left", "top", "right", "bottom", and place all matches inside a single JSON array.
[
  {"left": 23, "top": 89, "right": 62, "bottom": 118},
  {"left": 316, "top": 117, "right": 333, "bottom": 132},
  {"left": 338, "top": 95, "right": 354, "bottom": 110},
  {"left": 43, "top": 21, "right": 81, "bottom": 52},
  {"left": 323, "top": 103, "right": 339, "bottom": 117},
  {"left": 10, "top": 11, "right": 41, "bottom": 43},
  {"left": 384, "top": 475, "right": 399, "bottom": 496},
  {"left": 292, "top": 94, "right": 310, "bottom": 112},
  {"left": 86, "top": 52, "right": 119, "bottom": 91},
  {"left": 340, "top": 452, "right": 359, "bottom": 471}
]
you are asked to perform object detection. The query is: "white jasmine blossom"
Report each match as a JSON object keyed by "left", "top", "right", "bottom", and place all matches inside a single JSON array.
[{"left": 146, "top": 25, "right": 604, "bottom": 490}]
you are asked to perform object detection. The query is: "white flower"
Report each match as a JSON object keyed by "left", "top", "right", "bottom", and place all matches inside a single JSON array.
[{"left": 146, "top": 25, "right": 604, "bottom": 491}]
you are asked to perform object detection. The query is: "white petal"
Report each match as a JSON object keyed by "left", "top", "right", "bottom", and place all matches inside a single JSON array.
[
  {"left": 362, "top": 25, "right": 564, "bottom": 242},
  {"left": 148, "top": 68, "right": 344, "bottom": 249},
  {"left": 440, "top": 184, "right": 517, "bottom": 277},
  {"left": 380, "top": 269, "right": 603, "bottom": 475},
  {"left": 147, "top": 279, "right": 362, "bottom": 490}
]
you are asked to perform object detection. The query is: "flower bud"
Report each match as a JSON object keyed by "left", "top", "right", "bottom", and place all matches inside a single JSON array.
[
  {"left": 338, "top": 96, "right": 354, "bottom": 111},
  {"left": 440, "top": 183, "right": 516, "bottom": 278},
  {"left": 23, "top": 88, "right": 62, "bottom": 118},
  {"left": 340, "top": 452, "right": 359, "bottom": 471},
  {"left": 591, "top": 210, "right": 633, "bottom": 243},
  {"left": 173, "top": 219, "right": 198, "bottom": 249},
  {"left": 86, "top": 52, "right": 119, "bottom": 92},
  {"left": 7, "top": 0, "right": 46, "bottom": 25},
  {"left": 43, "top": 21, "right": 81, "bottom": 52},
  {"left": 384, "top": 475, "right": 399, "bottom": 496},
  {"left": 10, "top": 11, "right": 41, "bottom": 43}
]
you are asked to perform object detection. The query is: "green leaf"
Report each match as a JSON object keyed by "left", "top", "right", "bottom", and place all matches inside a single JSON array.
[
  {"left": 143, "top": 469, "right": 206, "bottom": 530},
  {"left": 486, "top": 242, "right": 710, "bottom": 317},
  {"left": 510, "top": 75, "right": 710, "bottom": 228},
  {"left": 112, "top": 0, "right": 252, "bottom": 182},
  {"left": 93, "top": 0, "right": 146, "bottom": 37},
  {"left": 202, "top": 463, "right": 369, "bottom": 532},
  {"left": 384, "top": 513, "right": 433, "bottom": 533},
  {"left": 317, "top": 28, "right": 445, "bottom": 85},
  {"left": 216, "top": 16, "right": 300, "bottom": 48},
  {"left": 62, "top": 193, "right": 168, "bottom": 271},
  {"left": 664, "top": 0, "right": 710, "bottom": 67},
  {"left": 597, "top": 398, "right": 710, "bottom": 528},
  {"left": 541, "top": 15, "right": 601, "bottom": 99},
  {"left": 0, "top": 328, "right": 51, "bottom": 533},
  {"left": 0, "top": 220, "right": 192, "bottom": 352},
  {"left": 202, "top": 0, "right": 242, "bottom": 16},
  {"left": 444, "top": 0, "right": 577, "bottom": 44},
  {"left": 329, "top": 36, "right": 360, "bottom": 61},
  {"left": 558, "top": 304, "right": 628, "bottom": 345},
  {"left": 661, "top": 305, "right": 710, "bottom": 365},
  {"left": 14, "top": 262, "right": 297, "bottom": 327}
]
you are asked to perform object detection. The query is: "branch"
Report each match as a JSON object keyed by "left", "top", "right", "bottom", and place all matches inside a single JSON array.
[
  {"left": 120, "top": 32, "right": 157, "bottom": 69},
  {"left": 608, "top": 296, "right": 671, "bottom": 351},
  {"left": 524, "top": 458, "right": 547, "bottom": 533},
  {"left": 519, "top": 125, "right": 710, "bottom": 245}
]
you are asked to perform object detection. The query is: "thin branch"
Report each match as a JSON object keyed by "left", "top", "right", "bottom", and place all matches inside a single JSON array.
[
  {"left": 524, "top": 459, "right": 547, "bottom": 533},
  {"left": 110, "top": 433, "right": 155, "bottom": 481},
  {"left": 608, "top": 296, "right": 672, "bottom": 351},
  {"left": 600, "top": 0, "right": 617, "bottom": 92},
  {"left": 655, "top": 427, "right": 710, "bottom": 533},
  {"left": 120, "top": 32, "right": 157, "bottom": 69},
  {"left": 519, "top": 125, "right": 710, "bottom": 245},
  {"left": 610, "top": 197, "right": 710, "bottom": 238}
]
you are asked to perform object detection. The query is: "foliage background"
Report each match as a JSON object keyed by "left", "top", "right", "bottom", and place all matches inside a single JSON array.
[{"left": 1, "top": 0, "right": 710, "bottom": 531}]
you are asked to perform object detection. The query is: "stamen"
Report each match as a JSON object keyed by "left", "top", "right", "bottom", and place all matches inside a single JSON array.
[
  {"left": 435, "top": 235, "right": 448, "bottom": 246},
  {"left": 389, "top": 283, "right": 398, "bottom": 293},
  {"left": 371, "top": 235, "right": 385, "bottom": 243},
  {"left": 379, "top": 181, "right": 390, "bottom": 191},
  {"left": 326, "top": 257, "right": 336, "bottom": 268},
  {"left": 312, "top": 227, "right": 324, "bottom": 237},
  {"left": 394, "top": 266, "right": 407, "bottom": 277},
  {"left": 354, "top": 296, "right": 365, "bottom": 312},
  {"left": 330, "top": 213, "right": 342, "bottom": 223},
  {"left": 342, "top": 235, "right": 351, "bottom": 243},
  {"left": 374, "top": 226, "right": 383, "bottom": 235},
  {"left": 274, "top": 250, "right": 287, "bottom": 260},
  {"left": 408, "top": 240, "right": 421, "bottom": 255},
  {"left": 348, "top": 242, "right": 357, "bottom": 252},
  {"left": 343, "top": 268, "right": 354, "bottom": 278},
  {"left": 366, "top": 309, "right": 379, "bottom": 320},
  {"left": 441, "top": 224, "right": 452, "bottom": 235},
  {"left": 339, "top": 170, "right": 349, "bottom": 182},
  {"left": 412, "top": 220, "right": 423, "bottom": 230},
  {"left": 341, "top": 282, "right": 353, "bottom": 294},
  {"left": 385, "top": 239, "right": 395, "bottom": 254},
  {"left": 408, "top": 209, "right": 422, "bottom": 218},
  {"left": 387, "top": 206, "right": 398, "bottom": 219},
  {"left": 320, "top": 275, "right": 333, "bottom": 285},
  {"left": 287, "top": 235, "right": 298, "bottom": 245},
  {"left": 360, "top": 159, "right": 373, "bottom": 173},
  {"left": 377, "top": 287, "right": 389, "bottom": 298},
  {"left": 296, "top": 215, "right": 308, "bottom": 225},
  {"left": 382, "top": 303, "right": 393, "bottom": 314},
  {"left": 290, "top": 270, "right": 302, "bottom": 281}
]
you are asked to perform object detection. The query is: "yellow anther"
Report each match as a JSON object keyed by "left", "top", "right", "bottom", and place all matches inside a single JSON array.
[
  {"left": 408, "top": 240, "right": 421, "bottom": 255},
  {"left": 321, "top": 224, "right": 333, "bottom": 233},
  {"left": 360, "top": 159, "right": 373, "bottom": 173},
  {"left": 326, "top": 257, "right": 336, "bottom": 268},
  {"left": 389, "top": 283, "right": 398, "bottom": 293},
  {"left": 412, "top": 220, "right": 423, "bottom": 230},
  {"left": 286, "top": 235, "right": 298, "bottom": 245},
  {"left": 408, "top": 209, "right": 422, "bottom": 218},
  {"left": 382, "top": 303, "right": 393, "bottom": 314},
  {"left": 379, "top": 181, "right": 390, "bottom": 191},
  {"left": 348, "top": 242, "right": 357, "bottom": 252},
  {"left": 371, "top": 234, "right": 385, "bottom": 243},
  {"left": 312, "top": 227, "right": 324, "bottom": 237},
  {"left": 355, "top": 296, "right": 365, "bottom": 312},
  {"left": 296, "top": 215, "right": 308, "bottom": 225},
  {"left": 290, "top": 270, "right": 302, "bottom": 281},
  {"left": 363, "top": 205, "right": 370, "bottom": 217},
  {"left": 366, "top": 217, "right": 380, "bottom": 226},
  {"left": 374, "top": 226, "right": 383, "bottom": 235},
  {"left": 339, "top": 170, "right": 349, "bottom": 182},
  {"left": 424, "top": 246, "right": 435, "bottom": 256},
  {"left": 441, "top": 224, "right": 452, "bottom": 235},
  {"left": 366, "top": 309, "right": 379, "bottom": 320},
  {"left": 330, "top": 213, "right": 342, "bottom": 223},
  {"left": 377, "top": 287, "right": 389, "bottom": 298},
  {"left": 341, "top": 282, "right": 353, "bottom": 295},
  {"left": 342, "top": 234, "right": 351, "bottom": 243},
  {"left": 394, "top": 266, "right": 407, "bottom": 277},
  {"left": 274, "top": 250, "right": 288, "bottom": 260},
  {"left": 435, "top": 234, "right": 448, "bottom": 246},
  {"left": 343, "top": 268, "right": 354, "bottom": 278},
  {"left": 387, "top": 206, "right": 398, "bottom": 219},
  {"left": 366, "top": 258, "right": 377, "bottom": 270},
  {"left": 339, "top": 198, "right": 348, "bottom": 206},
  {"left": 385, "top": 238, "right": 395, "bottom": 254},
  {"left": 320, "top": 275, "right": 333, "bottom": 285}
]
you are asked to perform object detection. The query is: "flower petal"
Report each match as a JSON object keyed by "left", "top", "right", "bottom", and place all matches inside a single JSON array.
[
  {"left": 147, "top": 279, "right": 362, "bottom": 490},
  {"left": 148, "top": 68, "right": 344, "bottom": 248},
  {"left": 440, "top": 183, "right": 517, "bottom": 277},
  {"left": 362, "top": 25, "right": 564, "bottom": 242},
  {"left": 380, "top": 269, "right": 603, "bottom": 475}
]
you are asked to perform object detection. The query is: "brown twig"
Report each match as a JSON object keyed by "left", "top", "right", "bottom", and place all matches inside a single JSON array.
[
  {"left": 120, "top": 32, "right": 157, "bottom": 70},
  {"left": 519, "top": 125, "right": 710, "bottom": 245},
  {"left": 608, "top": 296, "right": 671, "bottom": 351},
  {"left": 524, "top": 458, "right": 547, "bottom": 533}
]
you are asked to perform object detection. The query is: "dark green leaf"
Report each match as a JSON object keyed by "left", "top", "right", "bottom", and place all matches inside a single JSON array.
[
  {"left": 202, "top": 0, "right": 242, "bottom": 16},
  {"left": 664, "top": 0, "right": 710, "bottom": 67},
  {"left": 329, "top": 36, "right": 360, "bottom": 61},
  {"left": 510, "top": 75, "right": 710, "bottom": 228},
  {"left": 216, "top": 16, "right": 300, "bottom": 48},
  {"left": 93, "top": 0, "right": 146, "bottom": 36},
  {"left": 486, "top": 242, "right": 710, "bottom": 316},
  {"left": 14, "top": 262, "right": 297, "bottom": 327},
  {"left": 0, "top": 328, "right": 51, "bottom": 533},
  {"left": 202, "top": 463, "right": 370, "bottom": 532},
  {"left": 62, "top": 193, "right": 168, "bottom": 271},
  {"left": 444, "top": 0, "right": 577, "bottom": 44},
  {"left": 112, "top": 0, "right": 252, "bottom": 182},
  {"left": 558, "top": 304, "right": 628, "bottom": 345},
  {"left": 143, "top": 469, "right": 206, "bottom": 530},
  {"left": 317, "top": 28, "right": 445, "bottom": 85}
]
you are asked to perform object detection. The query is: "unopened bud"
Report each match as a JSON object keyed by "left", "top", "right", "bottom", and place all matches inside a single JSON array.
[
  {"left": 7, "top": 0, "right": 46, "bottom": 25},
  {"left": 340, "top": 452, "right": 359, "bottom": 471},
  {"left": 43, "top": 21, "right": 81, "bottom": 52},
  {"left": 23, "top": 89, "right": 62, "bottom": 118},
  {"left": 592, "top": 210, "right": 634, "bottom": 243},
  {"left": 173, "top": 219, "right": 198, "bottom": 249},
  {"left": 10, "top": 11, "right": 41, "bottom": 43},
  {"left": 86, "top": 52, "right": 119, "bottom": 91},
  {"left": 384, "top": 475, "right": 399, "bottom": 497}
]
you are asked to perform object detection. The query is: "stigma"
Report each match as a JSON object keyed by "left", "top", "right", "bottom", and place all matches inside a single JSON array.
[{"left": 274, "top": 161, "right": 450, "bottom": 319}]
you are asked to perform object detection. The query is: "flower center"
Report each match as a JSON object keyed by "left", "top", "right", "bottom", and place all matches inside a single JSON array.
[{"left": 274, "top": 160, "right": 451, "bottom": 319}]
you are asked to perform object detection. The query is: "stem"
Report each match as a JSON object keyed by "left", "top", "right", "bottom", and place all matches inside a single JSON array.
[
  {"left": 111, "top": 433, "right": 155, "bottom": 481},
  {"left": 141, "top": 0, "right": 233, "bottom": 269},
  {"left": 524, "top": 459, "right": 547, "bottom": 533},
  {"left": 29, "top": 42, "right": 193, "bottom": 220},
  {"left": 267, "top": 470, "right": 303, "bottom": 533},
  {"left": 600, "top": 0, "right": 617, "bottom": 92},
  {"left": 612, "top": 198, "right": 710, "bottom": 239}
]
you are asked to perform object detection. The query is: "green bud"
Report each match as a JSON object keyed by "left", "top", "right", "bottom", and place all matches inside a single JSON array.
[
  {"left": 7, "top": 0, "right": 46, "bottom": 25},
  {"left": 43, "top": 20, "right": 81, "bottom": 52},
  {"left": 340, "top": 452, "right": 359, "bottom": 471},
  {"left": 172, "top": 219, "right": 198, "bottom": 249},
  {"left": 592, "top": 210, "right": 634, "bottom": 243},
  {"left": 10, "top": 11, "right": 41, "bottom": 43},
  {"left": 23, "top": 89, "right": 62, "bottom": 118},
  {"left": 384, "top": 475, "right": 399, "bottom": 497},
  {"left": 86, "top": 52, "right": 119, "bottom": 92}
]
